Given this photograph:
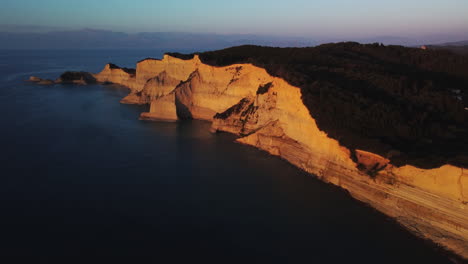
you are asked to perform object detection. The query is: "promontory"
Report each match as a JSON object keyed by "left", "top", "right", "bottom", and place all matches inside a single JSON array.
[{"left": 33, "top": 43, "right": 468, "bottom": 260}]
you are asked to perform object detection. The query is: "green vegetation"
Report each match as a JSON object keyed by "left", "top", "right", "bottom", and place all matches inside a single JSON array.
[
  {"left": 59, "top": 71, "right": 97, "bottom": 83},
  {"left": 170, "top": 43, "right": 468, "bottom": 168}
]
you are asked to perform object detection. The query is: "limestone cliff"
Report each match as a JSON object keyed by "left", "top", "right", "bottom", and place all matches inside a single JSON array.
[
  {"left": 94, "top": 63, "right": 135, "bottom": 89},
  {"left": 52, "top": 51, "right": 468, "bottom": 260}
]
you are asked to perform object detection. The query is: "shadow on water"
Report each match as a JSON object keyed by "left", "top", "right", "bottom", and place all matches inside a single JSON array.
[{"left": 0, "top": 50, "right": 457, "bottom": 263}]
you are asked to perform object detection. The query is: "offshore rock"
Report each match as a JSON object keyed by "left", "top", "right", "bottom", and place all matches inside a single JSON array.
[
  {"left": 56, "top": 71, "right": 97, "bottom": 85},
  {"left": 28, "top": 76, "right": 55, "bottom": 85}
]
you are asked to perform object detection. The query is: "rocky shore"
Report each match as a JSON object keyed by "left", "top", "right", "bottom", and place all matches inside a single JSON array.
[{"left": 33, "top": 44, "right": 468, "bottom": 260}]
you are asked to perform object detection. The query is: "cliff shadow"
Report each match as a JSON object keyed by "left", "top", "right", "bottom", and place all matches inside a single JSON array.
[{"left": 175, "top": 95, "right": 193, "bottom": 120}]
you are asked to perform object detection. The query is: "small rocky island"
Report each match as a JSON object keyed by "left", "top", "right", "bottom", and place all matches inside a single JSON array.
[
  {"left": 29, "top": 71, "right": 97, "bottom": 85},
  {"left": 34, "top": 43, "right": 468, "bottom": 260}
]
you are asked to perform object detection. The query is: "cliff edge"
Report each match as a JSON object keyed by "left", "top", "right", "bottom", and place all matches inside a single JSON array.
[{"left": 47, "top": 43, "right": 468, "bottom": 260}]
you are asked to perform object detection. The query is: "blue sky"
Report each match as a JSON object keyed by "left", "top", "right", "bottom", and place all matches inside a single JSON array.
[{"left": 1, "top": 0, "right": 468, "bottom": 37}]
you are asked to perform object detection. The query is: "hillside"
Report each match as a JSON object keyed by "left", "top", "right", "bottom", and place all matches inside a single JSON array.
[
  {"left": 427, "top": 41, "right": 468, "bottom": 55},
  {"left": 38, "top": 44, "right": 468, "bottom": 258},
  {"left": 168, "top": 43, "right": 468, "bottom": 168},
  {"left": 0, "top": 29, "right": 319, "bottom": 50}
]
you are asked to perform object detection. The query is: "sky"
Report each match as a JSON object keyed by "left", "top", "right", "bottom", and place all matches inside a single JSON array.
[{"left": 1, "top": 0, "right": 468, "bottom": 38}]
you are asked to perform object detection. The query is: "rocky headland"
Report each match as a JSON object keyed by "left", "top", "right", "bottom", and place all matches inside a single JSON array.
[
  {"left": 29, "top": 71, "right": 97, "bottom": 85},
  {"left": 36, "top": 43, "right": 468, "bottom": 260}
]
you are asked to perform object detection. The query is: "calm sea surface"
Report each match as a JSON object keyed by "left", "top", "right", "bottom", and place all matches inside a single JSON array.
[{"left": 0, "top": 50, "right": 453, "bottom": 263}]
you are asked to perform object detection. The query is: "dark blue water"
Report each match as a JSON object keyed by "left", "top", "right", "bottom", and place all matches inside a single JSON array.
[{"left": 0, "top": 50, "right": 453, "bottom": 263}]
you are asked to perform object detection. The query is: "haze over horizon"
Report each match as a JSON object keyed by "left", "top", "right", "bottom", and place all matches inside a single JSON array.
[
  {"left": 2, "top": 1, "right": 468, "bottom": 262},
  {"left": 2, "top": 0, "right": 468, "bottom": 39}
]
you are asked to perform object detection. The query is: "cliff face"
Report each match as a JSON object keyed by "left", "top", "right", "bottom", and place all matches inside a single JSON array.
[
  {"left": 94, "top": 64, "right": 136, "bottom": 89},
  {"left": 100, "top": 55, "right": 274, "bottom": 121},
  {"left": 83, "top": 53, "right": 467, "bottom": 259},
  {"left": 212, "top": 75, "right": 468, "bottom": 257},
  {"left": 176, "top": 44, "right": 468, "bottom": 170}
]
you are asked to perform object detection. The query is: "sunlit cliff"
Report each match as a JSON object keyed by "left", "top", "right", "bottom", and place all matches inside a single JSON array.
[{"left": 33, "top": 44, "right": 468, "bottom": 259}]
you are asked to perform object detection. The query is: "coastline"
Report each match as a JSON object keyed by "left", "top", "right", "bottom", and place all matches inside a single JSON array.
[{"left": 32, "top": 49, "right": 468, "bottom": 260}]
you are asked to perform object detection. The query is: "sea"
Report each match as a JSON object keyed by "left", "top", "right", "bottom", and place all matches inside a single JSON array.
[{"left": 0, "top": 49, "right": 454, "bottom": 263}]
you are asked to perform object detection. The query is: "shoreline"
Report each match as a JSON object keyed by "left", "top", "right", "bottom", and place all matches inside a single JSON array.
[{"left": 30, "top": 47, "right": 468, "bottom": 260}]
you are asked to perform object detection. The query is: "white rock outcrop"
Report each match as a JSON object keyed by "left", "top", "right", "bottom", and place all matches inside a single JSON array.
[{"left": 83, "top": 54, "right": 468, "bottom": 259}]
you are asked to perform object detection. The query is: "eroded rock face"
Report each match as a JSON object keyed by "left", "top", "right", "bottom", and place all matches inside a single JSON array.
[
  {"left": 94, "top": 64, "right": 136, "bottom": 89},
  {"left": 51, "top": 54, "right": 468, "bottom": 259},
  {"left": 122, "top": 56, "right": 273, "bottom": 121},
  {"left": 355, "top": 149, "right": 390, "bottom": 176},
  {"left": 182, "top": 44, "right": 468, "bottom": 170},
  {"left": 140, "top": 71, "right": 180, "bottom": 102},
  {"left": 211, "top": 72, "right": 468, "bottom": 258},
  {"left": 140, "top": 93, "right": 178, "bottom": 121}
]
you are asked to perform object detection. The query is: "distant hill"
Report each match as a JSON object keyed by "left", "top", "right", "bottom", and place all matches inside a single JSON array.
[
  {"left": 439, "top": 40, "right": 468, "bottom": 46},
  {"left": 0, "top": 24, "right": 63, "bottom": 33},
  {"left": 0, "top": 29, "right": 320, "bottom": 50},
  {"left": 425, "top": 40, "right": 468, "bottom": 55},
  {"left": 1, "top": 27, "right": 467, "bottom": 50}
]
